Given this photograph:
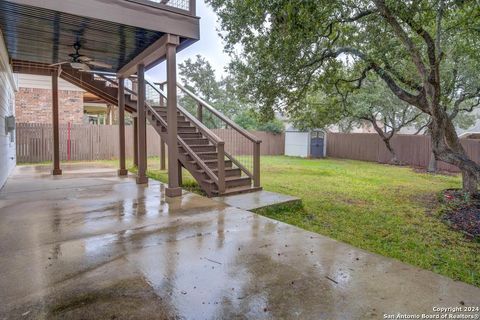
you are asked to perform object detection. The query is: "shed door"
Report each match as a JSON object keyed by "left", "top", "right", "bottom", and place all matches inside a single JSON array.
[{"left": 310, "top": 131, "right": 324, "bottom": 158}]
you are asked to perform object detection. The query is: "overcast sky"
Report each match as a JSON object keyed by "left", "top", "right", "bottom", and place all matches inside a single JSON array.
[{"left": 146, "top": 0, "right": 229, "bottom": 81}]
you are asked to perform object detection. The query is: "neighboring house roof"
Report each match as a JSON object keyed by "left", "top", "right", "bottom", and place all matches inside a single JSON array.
[
  {"left": 458, "top": 132, "right": 480, "bottom": 139},
  {"left": 456, "top": 108, "right": 480, "bottom": 136}
]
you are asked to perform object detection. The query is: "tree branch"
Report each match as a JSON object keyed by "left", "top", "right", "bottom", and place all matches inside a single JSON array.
[
  {"left": 340, "top": 9, "right": 377, "bottom": 23},
  {"left": 373, "top": 0, "right": 428, "bottom": 78},
  {"left": 449, "top": 88, "right": 480, "bottom": 120}
]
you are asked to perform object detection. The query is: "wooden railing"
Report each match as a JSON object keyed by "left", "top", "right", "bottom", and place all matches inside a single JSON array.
[
  {"left": 172, "top": 82, "right": 262, "bottom": 188},
  {"left": 87, "top": 70, "right": 260, "bottom": 192},
  {"left": 145, "top": 80, "right": 226, "bottom": 193},
  {"left": 125, "top": 0, "right": 196, "bottom": 16}
]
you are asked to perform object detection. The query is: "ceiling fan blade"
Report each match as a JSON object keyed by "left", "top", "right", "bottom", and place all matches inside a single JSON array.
[
  {"left": 49, "top": 61, "right": 69, "bottom": 66},
  {"left": 78, "top": 56, "right": 92, "bottom": 62},
  {"left": 70, "top": 61, "right": 91, "bottom": 71},
  {"left": 80, "top": 64, "right": 91, "bottom": 71},
  {"left": 86, "top": 60, "right": 113, "bottom": 69}
]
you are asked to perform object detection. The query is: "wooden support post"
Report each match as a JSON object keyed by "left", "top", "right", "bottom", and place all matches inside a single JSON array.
[
  {"left": 159, "top": 82, "right": 166, "bottom": 171},
  {"left": 160, "top": 138, "right": 166, "bottom": 170},
  {"left": 133, "top": 116, "right": 138, "bottom": 167},
  {"left": 159, "top": 83, "right": 166, "bottom": 107},
  {"left": 52, "top": 68, "right": 62, "bottom": 175},
  {"left": 118, "top": 77, "right": 128, "bottom": 176},
  {"left": 165, "top": 39, "right": 182, "bottom": 197},
  {"left": 253, "top": 141, "right": 261, "bottom": 187},
  {"left": 136, "top": 64, "right": 148, "bottom": 184}
]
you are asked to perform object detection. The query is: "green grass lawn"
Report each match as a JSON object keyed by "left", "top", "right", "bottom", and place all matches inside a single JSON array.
[
  {"left": 256, "top": 156, "right": 479, "bottom": 287},
  {"left": 24, "top": 156, "right": 480, "bottom": 286}
]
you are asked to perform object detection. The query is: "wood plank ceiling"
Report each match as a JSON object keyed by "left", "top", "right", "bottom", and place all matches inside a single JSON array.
[{"left": 0, "top": 1, "right": 168, "bottom": 71}]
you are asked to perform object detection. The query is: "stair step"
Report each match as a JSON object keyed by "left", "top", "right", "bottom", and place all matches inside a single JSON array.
[
  {"left": 197, "top": 167, "right": 242, "bottom": 178},
  {"left": 182, "top": 138, "right": 210, "bottom": 145},
  {"left": 178, "top": 126, "right": 197, "bottom": 133},
  {"left": 179, "top": 132, "right": 203, "bottom": 139},
  {"left": 156, "top": 112, "right": 183, "bottom": 118},
  {"left": 198, "top": 159, "right": 233, "bottom": 168},
  {"left": 189, "top": 145, "right": 216, "bottom": 152},
  {"left": 214, "top": 186, "right": 263, "bottom": 196},
  {"left": 178, "top": 120, "right": 191, "bottom": 126},
  {"left": 153, "top": 108, "right": 181, "bottom": 114},
  {"left": 205, "top": 176, "right": 252, "bottom": 188},
  {"left": 151, "top": 112, "right": 185, "bottom": 120},
  {"left": 195, "top": 151, "right": 219, "bottom": 160}
]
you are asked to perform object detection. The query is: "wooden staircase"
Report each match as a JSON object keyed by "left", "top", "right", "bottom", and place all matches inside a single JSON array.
[{"left": 59, "top": 66, "right": 262, "bottom": 197}]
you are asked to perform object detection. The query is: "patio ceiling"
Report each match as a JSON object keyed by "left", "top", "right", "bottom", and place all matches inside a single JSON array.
[{"left": 0, "top": 1, "right": 190, "bottom": 72}]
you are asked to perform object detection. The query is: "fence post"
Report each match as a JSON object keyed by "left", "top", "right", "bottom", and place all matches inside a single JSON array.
[{"left": 67, "top": 122, "right": 71, "bottom": 161}]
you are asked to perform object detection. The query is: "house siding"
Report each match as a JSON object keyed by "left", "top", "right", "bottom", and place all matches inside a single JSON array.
[{"left": 0, "top": 30, "right": 17, "bottom": 189}]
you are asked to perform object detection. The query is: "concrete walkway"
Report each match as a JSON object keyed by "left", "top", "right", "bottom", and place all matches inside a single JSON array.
[
  {"left": 0, "top": 164, "right": 479, "bottom": 319},
  {"left": 214, "top": 190, "right": 300, "bottom": 211}
]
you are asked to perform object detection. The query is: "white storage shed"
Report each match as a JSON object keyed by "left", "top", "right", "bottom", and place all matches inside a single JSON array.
[{"left": 284, "top": 126, "right": 327, "bottom": 158}]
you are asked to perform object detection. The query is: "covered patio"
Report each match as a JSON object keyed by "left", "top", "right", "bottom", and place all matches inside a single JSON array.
[{"left": 1, "top": 164, "right": 479, "bottom": 319}]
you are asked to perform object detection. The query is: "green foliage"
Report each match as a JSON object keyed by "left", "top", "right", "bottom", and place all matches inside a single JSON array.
[
  {"left": 256, "top": 118, "right": 285, "bottom": 134},
  {"left": 292, "top": 78, "right": 428, "bottom": 133},
  {"left": 206, "top": 0, "right": 480, "bottom": 128},
  {"left": 178, "top": 55, "right": 284, "bottom": 133},
  {"left": 234, "top": 109, "right": 284, "bottom": 134}
]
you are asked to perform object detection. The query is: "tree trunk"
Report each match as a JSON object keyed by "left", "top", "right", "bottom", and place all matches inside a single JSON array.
[
  {"left": 369, "top": 119, "right": 399, "bottom": 165},
  {"left": 429, "top": 101, "right": 479, "bottom": 194},
  {"left": 383, "top": 138, "right": 399, "bottom": 165},
  {"left": 427, "top": 151, "right": 437, "bottom": 173},
  {"left": 462, "top": 171, "right": 478, "bottom": 194}
]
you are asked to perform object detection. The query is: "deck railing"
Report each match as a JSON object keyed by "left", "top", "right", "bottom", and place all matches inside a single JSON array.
[
  {"left": 87, "top": 70, "right": 261, "bottom": 191},
  {"left": 172, "top": 83, "right": 261, "bottom": 187},
  {"left": 126, "top": 0, "right": 196, "bottom": 16}
]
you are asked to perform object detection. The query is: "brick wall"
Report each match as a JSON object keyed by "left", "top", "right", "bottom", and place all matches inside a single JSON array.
[{"left": 15, "top": 88, "right": 84, "bottom": 124}]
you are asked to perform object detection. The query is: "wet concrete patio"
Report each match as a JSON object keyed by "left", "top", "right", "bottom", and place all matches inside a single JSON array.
[{"left": 0, "top": 164, "right": 479, "bottom": 319}]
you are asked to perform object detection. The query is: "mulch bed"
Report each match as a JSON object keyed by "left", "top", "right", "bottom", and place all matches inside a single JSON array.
[{"left": 441, "top": 189, "right": 480, "bottom": 239}]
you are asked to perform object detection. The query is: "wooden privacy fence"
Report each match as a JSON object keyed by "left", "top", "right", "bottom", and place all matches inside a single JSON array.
[
  {"left": 326, "top": 132, "right": 480, "bottom": 172},
  {"left": 16, "top": 123, "right": 285, "bottom": 163}
]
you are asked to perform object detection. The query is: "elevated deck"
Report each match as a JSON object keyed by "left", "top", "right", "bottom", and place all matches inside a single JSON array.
[{"left": 0, "top": 0, "right": 199, "bottom": 72}]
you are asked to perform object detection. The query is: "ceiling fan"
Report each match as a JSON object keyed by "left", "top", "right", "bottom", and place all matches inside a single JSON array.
[{"left": 49, "top": 42, "right": 113, "bottom": 71}]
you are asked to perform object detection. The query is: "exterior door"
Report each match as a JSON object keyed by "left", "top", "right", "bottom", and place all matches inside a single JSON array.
[{"left": 310, "top": 131, "right": 324, "bottom": 158}]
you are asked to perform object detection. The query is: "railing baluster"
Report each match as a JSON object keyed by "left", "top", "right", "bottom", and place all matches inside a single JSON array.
[
  {"left": 89, "top": 71, "right": 259, "bottom": 193},
  {"left": 253, "top": 141, "right": 260, "bottom": 187},
  {"left": 217, "top": 142, "right": 226, "bottom": 193}
]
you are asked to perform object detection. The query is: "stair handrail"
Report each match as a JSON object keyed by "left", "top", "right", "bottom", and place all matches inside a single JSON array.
[
  {"left": 97, "top": 74, "right": 138, "bottom": 97},
  {"left": 146, "top": 81, "right": 225, "bottom": 146},
  {"left": 144, "top": 80, "right": 225, "bottom": 192},
  {"left": 174, "top": 82, "right": 261, "bottom": 188},
  {"left": 90, "top": 72, "right": 226, "bottom": 193},
  {"left": 178, "top": 136, "right": 220, "bottom": 185},
  {"left": 176, "top": 83, "right": 262, "bottom": 144}
]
